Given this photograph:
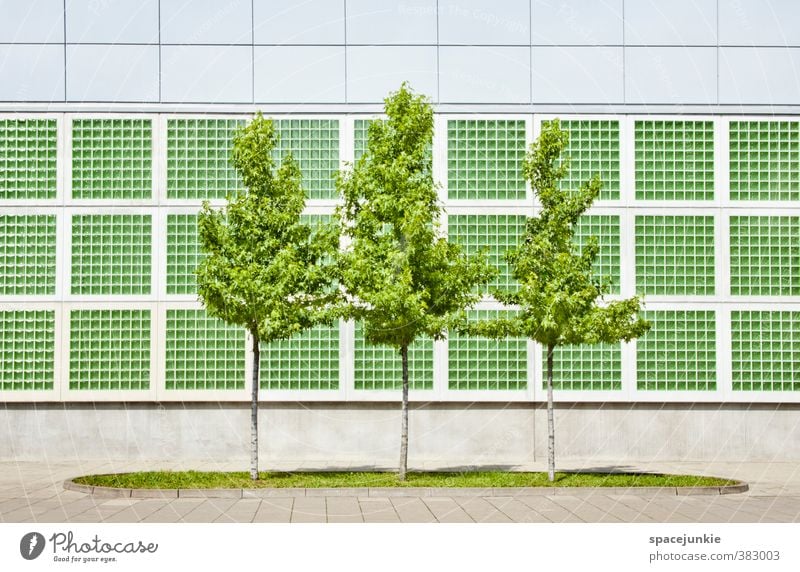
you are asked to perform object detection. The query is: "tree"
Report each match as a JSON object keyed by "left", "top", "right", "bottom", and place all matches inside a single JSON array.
[
  {"left": 472, "top": 119, "right": 650, "bottom": 482},
  {"left": 335, "top": 84, "right": 494, "bottom": 480},
  {"left": 196, "top": 113, "right": 337, "bottom": 480}
]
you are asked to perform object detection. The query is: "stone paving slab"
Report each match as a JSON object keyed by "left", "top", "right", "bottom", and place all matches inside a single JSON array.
[{"left": 1, "top": 460, "right": 799, "bottom": 523}]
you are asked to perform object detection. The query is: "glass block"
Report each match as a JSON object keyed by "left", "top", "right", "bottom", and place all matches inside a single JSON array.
[
  {"left": 0, "top": 119, "right": 57, "bottom": 199},
  {"left": 71, "top": 214, "right": 152, "bottom": 295},
  {"left": 636, "top": 310, "right": 717, "bottom": 391},
  {"left": 448, "top": 119, "right": 527, "bottom": 200},
  {"left": 730, "top": 121, "right": 800, "bottom": 201},
  {"left": 69, "top": 309, "right": 150, "bottom": 390},
  {"left": 260, "top": 322, "right": 340, "bottom": 390},
  {"left": 167, "top": 118, "right": 245, "bottom": 200},
  {"left": 635, "top": 215, "right": 715, "bottom": 295},
  {"left": 448, "top": 214, "right": 527, "bottom": 294},
  {"left": 274, "top": 119, "right": 339, "bottom": 200},
  {"left": 0, "top": 310, "right": 55, "bottom": 391},
  {"left": 732, "top": 311, "right": 800, "bottom": 391},
  {"left": 448, "top": 310, "right": 527, "bottom": 390},
  {"left": 354, "top": 118, "right": 372, "bottom": 162},
  {"left": 730, "top": 216, "right": 800, "bottom": 296},
  {"left": 634, "top": 120, "right": 714, "bottom": 200},
  {"left": 0, "top": 214, "right": 56, "bottom": 295},
  {"left": 544, "top": 342, "right": 622, "bottom": 391},
  {"left": 354, "top": 322, "right": 433, "bottom": 390},
  {"left": 575, "top": 214, "right": 621, "bottom": 294},
  {"left": 71, "top": 119, "right": 152, "bottom": 200},
  {"left": 166, "top": 213, "right": 201, "bottom": 295},
  {"left": 545, "top": 119, "right": 620, "bottom": 200},
  {"left": 166, "top": 309, "right": 245, "bottom": 390}
]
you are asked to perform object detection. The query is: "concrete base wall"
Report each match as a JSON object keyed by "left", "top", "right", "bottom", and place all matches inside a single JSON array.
[{"left": 2, "top": 402, "right": 798, "bottom": 464}]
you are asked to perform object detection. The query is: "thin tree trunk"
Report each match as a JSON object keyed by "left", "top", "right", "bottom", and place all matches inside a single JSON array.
[
  {"left": 250, "top": 331, "right": 260, "bottom": 481},
  {"left": 546, "top": 343, "right": 556, "bottom": 483},
  {"left": 399, "top": 344, "right": 410, "bottom": 481}
]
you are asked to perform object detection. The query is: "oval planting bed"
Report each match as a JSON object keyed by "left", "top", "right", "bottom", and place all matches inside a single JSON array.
[{"left": 64, "top": 471, "right": 749, "bottom": 498}]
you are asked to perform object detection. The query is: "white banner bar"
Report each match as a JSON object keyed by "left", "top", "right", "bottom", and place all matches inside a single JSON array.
[{"left": 2, "top": 523, "right": 798, "bottom": 571}]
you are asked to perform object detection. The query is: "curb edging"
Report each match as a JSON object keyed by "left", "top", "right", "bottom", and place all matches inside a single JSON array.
[{"left": 64, "top": 479, "right": 749, "bottom": 499}]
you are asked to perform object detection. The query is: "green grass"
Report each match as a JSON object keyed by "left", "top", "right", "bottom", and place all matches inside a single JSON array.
[{"left": 73, "top": 471, "right": 736, "bottom": 489}]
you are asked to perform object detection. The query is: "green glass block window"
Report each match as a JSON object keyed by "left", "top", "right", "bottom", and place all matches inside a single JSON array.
[
  {"left": 448, "top": 214, "right": 526, "bottom": 293},
  {"left": 260, "top": 323, "right": 339, "bottom": 390},
  {"left": 0, "top": 214, "right": 56, "bottom": 295},
  {"left": 730, "top": 121, "right": 800, "bottom": 201},
  {"left": 448, "top": 120, "right": 527, "bottom": 200},
  {"left": 166, "top": 214, "right": 201, "bottom": 295},
  {"left": 0, "top": 119, "right": 57, "bottom": 199},
  {"left": 635, "top": 215, "right": 715, "bottom": 295},
  {"left": 637, "top": 310, "right": 716, "bottom": 391},
  {"left": 69, "top": 309, "right": 150, "bottom": 390},
  {"left": 732, "top": 311, "right": 800, "bottom": 391},
  {"left": 0, "top": 310, "right": 55, "bottom": 391},
  {"left": 166, "top": 309, "right": 244, "bottom": 390},
  {"left": 274, "top": 119, "right": 339, "bottom": 200},
  {"left": 545, "top": 343, "right": 621, "bottom": 391},
  {"left": 448, "top": 310, "right": 527, "bottom": 390},
  {"left": 634, "top": 120, "right": 714, "bottom": 200},
  {"left": 730, "top": 216, "right": 800, "bottom": 296},
  {"left": 71, "top": 119, "right": 152, "bottom": 200},
  {"left": 167, "top": 118, "right": 244, "bottom": 200},
  {"left": 575, "top": 215, "right": 621, "bottom": 294},
  {"left": 546, "top": 119, "right": 620, "bottom": 200},
  {"left": 71, "top": 214, "right": 152, "bottom": 295},
  {"left": 354, "top": 323, "right": 433, "bottom": 390}
]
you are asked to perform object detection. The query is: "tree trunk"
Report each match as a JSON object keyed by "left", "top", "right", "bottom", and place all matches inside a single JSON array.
[
  {"left": 250, "top": 331, "right": 260, "bottom": 481},
  {"left": 546, "top": 344, "right": 556, "bottom": 482},
  {"left": 399, "top": 344, "right": 410, "bottom": 481}
]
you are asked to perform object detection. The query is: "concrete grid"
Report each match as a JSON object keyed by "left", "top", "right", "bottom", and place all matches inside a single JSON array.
[{"left": 2, "top": 460, "right": 800, "bottom": 523}]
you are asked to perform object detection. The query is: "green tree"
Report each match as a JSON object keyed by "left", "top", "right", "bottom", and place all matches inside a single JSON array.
[
  {"left": 473, "top": 119, "right": 650, "bottom": 481},
  {"left": 336, "top": 84, "right": 494, "bottom": 480},
  {"left": 196, "top": 113, "right": 337, "bottom": 480}
]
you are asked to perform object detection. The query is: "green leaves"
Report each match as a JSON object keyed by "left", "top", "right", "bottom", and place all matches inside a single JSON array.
[
  {"left": 196, "top": 112, "right": 339, "bottom": 341},
  {"left": 481, "top": 119, "right": 650, "bottom": 348},
  {"left": 335, "top": 83, "right": 494, "bottom": 349}
]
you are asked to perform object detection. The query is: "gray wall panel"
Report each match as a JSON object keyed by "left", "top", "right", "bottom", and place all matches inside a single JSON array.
[
  {"left": 719, "top": 0, "right": 800, "bottom": 46},
  {"left": 533, "top": 47, "right": 623, "bottom": 104},
  {"left": 66, "top": 0, "right": 160, "bottom": 44},
  {"left": 66, "top": 45, "right": 159, "bottom": 102},
  {"left": 625, "top": 47, "right": 717, "bottom": 104},
  {"left": 439, "top": 46, "right": 530, "bottom": 103},
  {"left": 625, "top": 0, "right": 717, "bottom": 46},
  {"left": 347, "top": 0, "right": 437, "bottom": 45},
  {"left": 253, "top": 0, "right": 345, "bottom": 45},
  {"left": 532, "top": 0, "right": 623, "bottom": 46},
  {"left": 161, "top": 0, "right": 252, "bottom": 44},
  {"left": 439, "top": 0, "right": 530, "bottom": 45},
  {"left": 0, "top": 0, "right": 64, "bottom": 43},
  {"left": 161, "top": 45, "right": 252, "bottom": 103},
  {"left": 720, "top": 47, "right": 800, "bottom": 104},
  {"left": 255, "top": 46, "right": 345, "bottom": 103},
  {"left": 347, "top": 46, "right": 437, "bottom": 103},
  {"left": 1, "top": 1, "right": 799, "bottom": 107},
  {"left": 0, "top": 44, "right": 64, "bottom": 101}
]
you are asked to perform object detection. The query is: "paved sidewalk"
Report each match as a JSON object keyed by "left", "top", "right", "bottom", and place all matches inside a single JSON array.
[{"left": 1, "top": 460, "right": 800, "bottom": 523}]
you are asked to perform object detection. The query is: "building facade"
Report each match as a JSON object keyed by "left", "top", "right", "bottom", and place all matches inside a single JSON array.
[{"left": 2, "top": 0, "right": 800, "bottom": 464}]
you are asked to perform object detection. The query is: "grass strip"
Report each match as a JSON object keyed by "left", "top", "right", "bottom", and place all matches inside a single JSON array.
[{"left": 73, "top": 471, "right": 736, "bottom": 489}]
